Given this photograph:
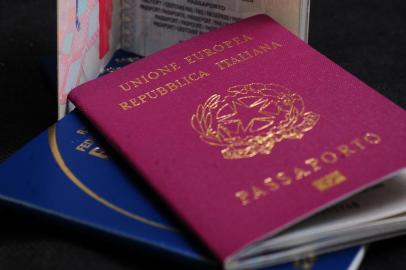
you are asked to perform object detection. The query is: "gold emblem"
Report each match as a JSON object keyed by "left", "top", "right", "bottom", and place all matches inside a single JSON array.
[{"left": 191, "top": 83, "right": 320, "bottom": 159}]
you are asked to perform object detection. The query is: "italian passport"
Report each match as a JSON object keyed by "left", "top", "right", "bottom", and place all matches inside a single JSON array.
[{"left": 68, "top": 14, "right": 406, "bottom": 269}]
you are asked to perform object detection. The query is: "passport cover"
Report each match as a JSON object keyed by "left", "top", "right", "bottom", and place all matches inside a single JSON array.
[
  {"left": 68, "top": 14, "right": 406, "bottom": 262},
  {"left": 69, "top": 14, "right": 406, "bottom": 264},
  {"left": 0, "top": 110, "right": 365, "bottom": 270}
]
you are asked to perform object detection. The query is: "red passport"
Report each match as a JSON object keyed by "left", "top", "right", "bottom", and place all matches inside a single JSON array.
[{"left": 69, "top": 15, "right": 406, "bottom": 269}]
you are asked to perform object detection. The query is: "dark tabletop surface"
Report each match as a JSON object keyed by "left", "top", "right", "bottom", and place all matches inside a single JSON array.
[{"left": 0, "top": 0, "right": 405, "bottom": 269}]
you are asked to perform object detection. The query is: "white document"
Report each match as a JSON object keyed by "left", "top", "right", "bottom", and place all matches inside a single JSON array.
[{"left": 122, "top": 0, "right": 310, "bottom": 55}]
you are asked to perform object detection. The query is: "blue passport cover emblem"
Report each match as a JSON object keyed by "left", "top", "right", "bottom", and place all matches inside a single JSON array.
[{"left": 48, "top": 114, "right": 175, "bottom": 232}]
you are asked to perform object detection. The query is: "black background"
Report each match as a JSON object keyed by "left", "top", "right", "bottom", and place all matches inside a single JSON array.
[{"left": 0, "top": 0, "right": 405, "bottom": 269}]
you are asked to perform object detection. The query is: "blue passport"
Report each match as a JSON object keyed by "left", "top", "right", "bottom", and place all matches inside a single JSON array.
[{"left": 0, "top": 49, "right": 365, "bottom": 269}]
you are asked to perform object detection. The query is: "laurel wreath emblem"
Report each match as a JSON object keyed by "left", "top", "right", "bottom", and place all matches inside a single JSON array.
[{"left": 191, "top": 83, "right": 320, "bottom": 159}]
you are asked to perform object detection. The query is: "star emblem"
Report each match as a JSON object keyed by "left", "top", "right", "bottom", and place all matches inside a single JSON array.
[
  {"left": 219, "top": 97, "right": 275, "bottom": 133},
  {"left": 191, "top": 83, "right": 320, "bottom": 159}
]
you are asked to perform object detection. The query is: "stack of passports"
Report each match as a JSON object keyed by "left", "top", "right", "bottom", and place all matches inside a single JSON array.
[
  {"left": 1, "top": 14, "right": 404, "bottom": 269},
  {"left": 0, "top": 109, "right": 365, "bottom": 270},
  {"left": 68, "top": 15, "right": 406, "bottom": 269},
  {"left": 0, "top": 47, "right": 365, "bottom": 269}
]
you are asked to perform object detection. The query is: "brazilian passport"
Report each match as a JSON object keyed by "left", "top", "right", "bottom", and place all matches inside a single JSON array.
[{"left": 69, "top": 15, "right": 406, "bottom": 269}]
